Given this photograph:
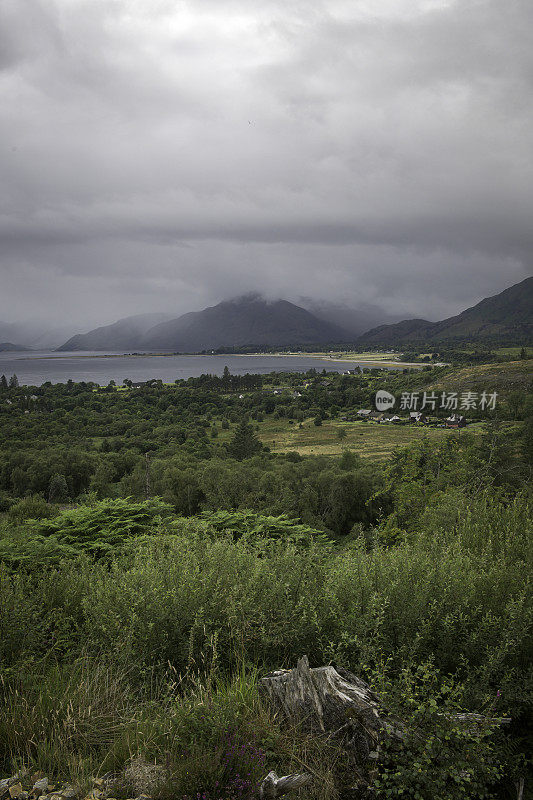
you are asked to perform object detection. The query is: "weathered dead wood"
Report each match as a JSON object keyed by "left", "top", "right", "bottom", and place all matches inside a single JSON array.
[
  {"left": 444, "top": 711, "right": 512, "bottom": 728},
  {"left": 258, "top": 771, "right": 312, "bottom": 799},
  {"left": 260, "top": 655, "right": 398, "bottom": 764}
]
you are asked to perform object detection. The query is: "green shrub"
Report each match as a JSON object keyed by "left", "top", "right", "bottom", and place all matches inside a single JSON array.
[
  {"left": 372, "top": 663, "right": 505, "bottom": 800},
  {"left": 0, "top": 495, "right": 531, "bottom": 794},
  {"left": 7, "top": 494, "right": 58, "bottom": 523}
]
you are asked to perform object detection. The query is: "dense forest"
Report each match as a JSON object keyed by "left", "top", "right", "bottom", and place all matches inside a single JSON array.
[{"left": 0, "top": 361, "right": 531, "bottom": 799}]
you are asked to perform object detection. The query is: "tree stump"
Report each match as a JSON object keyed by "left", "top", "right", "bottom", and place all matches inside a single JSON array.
[
  {"left": 258, "top": 657, "right": 511, "bottom": 798},
  {"left": 260, "top": 655, "right": 397, "bottom": 766}
]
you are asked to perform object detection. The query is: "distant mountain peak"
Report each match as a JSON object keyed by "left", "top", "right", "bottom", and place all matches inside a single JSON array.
[{"left": 57, "top": 297, "right": 351, "bottom": 352}]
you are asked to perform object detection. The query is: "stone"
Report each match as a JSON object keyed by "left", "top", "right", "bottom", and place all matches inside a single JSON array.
[
  {"left": 31, "top": 780, "right": 48, "bottom": 797},
  {"left": 9, "top": 785, "right": 23, "bottom": 799}
]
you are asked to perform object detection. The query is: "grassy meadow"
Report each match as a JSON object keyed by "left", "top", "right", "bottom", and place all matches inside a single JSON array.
[{"left": 258, "top": 418, "right": 468, "bottom": 459}]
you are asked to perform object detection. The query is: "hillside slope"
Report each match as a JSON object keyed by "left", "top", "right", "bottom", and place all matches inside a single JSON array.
[
  {"left": 358, "top": 277, "right": 533, "bottom": 345},
  {"left": 57, "top": 313, "right": 174, "bottom": 351},
  {"left": 0, "top": 342, "right": 30, "bottom": 352}
]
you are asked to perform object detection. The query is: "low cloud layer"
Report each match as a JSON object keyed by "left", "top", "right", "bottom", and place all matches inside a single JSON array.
[{"left": 1, "top": 0, "right": 531, "bottom": 328}]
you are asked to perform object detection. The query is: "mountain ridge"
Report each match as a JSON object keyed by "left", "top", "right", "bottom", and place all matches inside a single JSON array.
[
  {"left": 0, "top": 342, "right": 30, "bottom": 352},
  {"left": 142, "top": 297, "right": 350, "bottom": 351},
  {"left": 57, "top": 298, "right": 351, "bottom": 352},
  {"left": 357, "top": 277, "right": 533, "bottom": 345},
  {"left": 54, "top": 278, "right": 533, "bottom": 352},
  {"left": 57, "top": 313, "right": 175, "bottom": 352}
]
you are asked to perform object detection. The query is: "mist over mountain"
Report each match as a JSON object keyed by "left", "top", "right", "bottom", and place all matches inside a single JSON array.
[
  {"left": 300, "top": 299, "right": 405, "bottom": 338},
  {"left": 143, "top": 296, "right": 349, "bottom": 351},
  {"left": 0, "top": 321, "right": 80, "bottom": 351},
  {"left": 58, "top": 313, "right": 174, "bottom": 352},
  {"left": 358, "top": 277, "right": 533, "bottom": 345},
  {"left": 52, "top": 277, "right": 533, "bottom": 352},
  {"left": 0, "top": 342, "right": 30, "bottom": 352},
  {"left": 58, "top": 297, "right": 350, "bottom": 352}
]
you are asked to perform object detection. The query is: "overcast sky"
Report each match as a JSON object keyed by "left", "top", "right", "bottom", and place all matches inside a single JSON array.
[{"left": 1, "top": 0, "right": 532, "bottom": 329}]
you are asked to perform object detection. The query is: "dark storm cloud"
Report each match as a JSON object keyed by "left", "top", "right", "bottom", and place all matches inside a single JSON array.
[{"left": 0, "top": 0, "right": 531, "bottom": 328}]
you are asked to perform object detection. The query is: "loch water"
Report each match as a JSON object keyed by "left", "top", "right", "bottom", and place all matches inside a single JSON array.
[{"left": 0, "top": 351, "right": 404, "bottom": 386}]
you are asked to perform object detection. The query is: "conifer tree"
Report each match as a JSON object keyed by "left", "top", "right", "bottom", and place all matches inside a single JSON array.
[
  {"left": 227, "top": 418, "right": 262, "bottom": 460},
  {"left": 8, "top": 374, "right": 19, "bottom": 388},
  {"left": 0, "top": 374, "right": 7, "bottom": 390}
]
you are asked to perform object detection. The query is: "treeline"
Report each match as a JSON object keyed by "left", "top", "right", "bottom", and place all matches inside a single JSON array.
[{"left": 0, "top": 370, "right": 531, "bottom": 534}]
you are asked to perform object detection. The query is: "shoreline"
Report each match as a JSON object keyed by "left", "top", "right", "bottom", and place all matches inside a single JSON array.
[
  {"left": 13, "top": 351, "right": 424, "bottom": 368},
  {"left": 14, "top": 351, "right": 423, "bottom": 368}
]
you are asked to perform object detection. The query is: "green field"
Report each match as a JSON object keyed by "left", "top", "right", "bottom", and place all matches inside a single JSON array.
[{"left": 255, "top": 418, "right": 476, "bottom": 459}]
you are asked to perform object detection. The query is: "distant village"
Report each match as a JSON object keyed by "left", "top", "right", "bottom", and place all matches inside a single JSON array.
[{"left": 353, "top": 409, "right": 467, "bottom": 429}]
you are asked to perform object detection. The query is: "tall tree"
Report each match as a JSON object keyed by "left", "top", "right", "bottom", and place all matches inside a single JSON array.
[
  {"left": 48, "top": 473, "right": 69, "bottom": 503},
  {"left": 8, "top": 374, "right": 19, "bottom": 388},
  {"left": 227, "top": 418, "right": 262, "bottom": 460}
]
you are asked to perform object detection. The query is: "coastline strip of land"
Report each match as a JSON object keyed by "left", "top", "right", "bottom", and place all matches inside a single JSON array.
[{"left": 14, "top": 351, "right": 425, "bottom": 368}]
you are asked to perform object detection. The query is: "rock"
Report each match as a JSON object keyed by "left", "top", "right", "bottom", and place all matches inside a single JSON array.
[
  {"left": 2, "top": 774, "right": 28, "bottom": 798},
  {"left": 123, "top": 758, "right": 166, "bottom": 797},
  {"left": 60, "top": 787, "right": 78, "bottom": 799},
  {"left": 31, "top": 780, "right": 48, "bottom": 797},
  {"left": 8, "top": 785, "right": 23, "bottom": 799}
]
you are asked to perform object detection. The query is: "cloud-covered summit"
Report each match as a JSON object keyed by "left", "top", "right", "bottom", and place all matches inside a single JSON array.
[{"left": 1, "top": 0, "right": 531, "bottom": 328}]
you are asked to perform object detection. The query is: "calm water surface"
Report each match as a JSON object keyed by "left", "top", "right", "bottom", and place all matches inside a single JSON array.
[{"left": 0, "top": 351, "right": 403, "bottom": 386}]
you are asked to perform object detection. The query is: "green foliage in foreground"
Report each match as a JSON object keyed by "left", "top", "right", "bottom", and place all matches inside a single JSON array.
[
  {"left": 0, "top": 498, "right": 173, "bottom": 564},
  {"left": 0, "top": 491, "right": 531, "bottom": 796},
  {"left": 0, "top": 390, "right": 531, "bottom": 797},
  {"left": 194, "top": 509, "right": 332, "bottom": 545},
  {"left": 0, "top": 655, "right": 513, "bottom": 800}
]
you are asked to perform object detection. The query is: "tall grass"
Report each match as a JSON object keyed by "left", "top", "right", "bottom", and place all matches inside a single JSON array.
[{"left": 0, "top": 657, "right": 338, "bottom": 800}]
